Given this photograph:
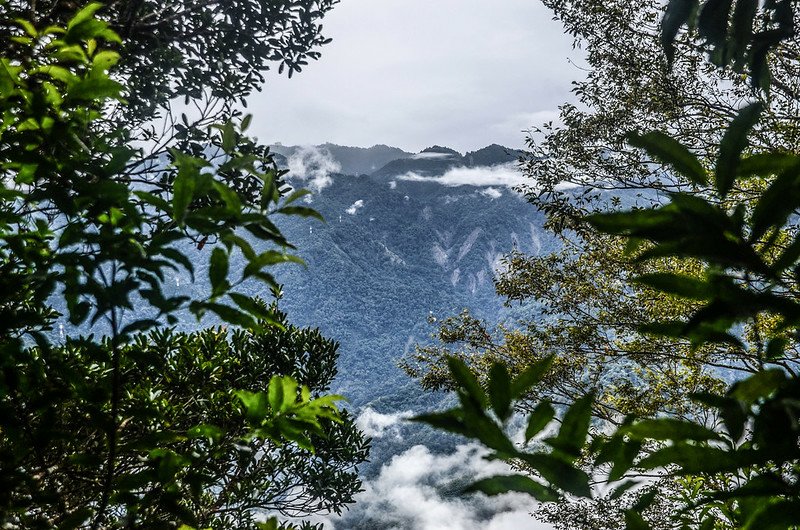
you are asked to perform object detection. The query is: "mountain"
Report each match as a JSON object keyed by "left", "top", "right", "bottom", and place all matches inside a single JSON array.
[
  {"left": 265, "top": 144, "right": 548, "bottom": 405},
  {"left": 271, "top": 143, "right": 414, "bottom": 175},
  {"left": 464, "top": 143, "right": 524, "bottom": 166}
]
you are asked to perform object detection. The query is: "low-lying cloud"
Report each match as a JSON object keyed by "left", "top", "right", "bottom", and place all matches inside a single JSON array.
[
  {"left": 412, "top": 152, "right": 457, "bottom": 160},
  {"left": 346, "top": 199, "right": 365, "bottom": 215},
  {"left": 398, "top": 163, "right": 526, "bottom": 188},
  {"left": 481, "top": 187, "right": 503, "bottom": 199},
  {"left": 286, "top": 145, "right": 341, "bottom": 191},
  {"left": 331, "top": 443, "right": 553, "bottom": 530},
  {"left": 355, "top": 407, "right": 414, "bottom": 439},
  {"left": 312, "top": 408, "right": 554, "bottom": 530}
]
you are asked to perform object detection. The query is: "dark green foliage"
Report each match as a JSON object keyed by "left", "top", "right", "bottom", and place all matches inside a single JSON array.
[
  {"left": 0, "top": 3, "right": 365, "bottom": 529},
  {"left": 663, "top": 0, "right": 795, "bottom": 89},
  {"left": 1, "top": 312, "right": 368, "bottom": 528},
  {"left": 1, "top": 0, "right": 339, "bottom": 124},
  {"left": 419, "top": 2, "right": 800, "bottom": 529}
]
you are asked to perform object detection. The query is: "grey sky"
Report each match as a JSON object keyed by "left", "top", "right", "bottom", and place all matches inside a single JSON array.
[{"left": 249, "top": 0, "right": 581, "bottom": 153}]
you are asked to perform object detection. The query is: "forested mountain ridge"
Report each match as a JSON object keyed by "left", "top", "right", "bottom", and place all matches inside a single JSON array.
[{"left": 264, "top": 144, "right": 549, "bottom": 408}]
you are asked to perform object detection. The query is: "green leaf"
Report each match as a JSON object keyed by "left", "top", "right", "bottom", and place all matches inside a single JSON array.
[
  {"left": 716, "top": 102, "right": 763, "bottom": 197},
  {"left": 67, "top": 77, "right": 123, "bottom": 101},
  {"left": 517, "top": 453, "right": 592, "bottom": 497},
  {"left": 447, "top": 357, "right": 487, "bottom": 408},
  {"left": 691, "top": 392, "right": 747, "bottom": 441},
  {"left": 488, "top": 363, "right": 512, "bottom": 420},
  {"left": 731, "top": 0, "right": 758, "bottom": 67},
  {"left": 610, "top": 480, "right": 639, "bottom": 500},
  {"left": 59, "top": 508, "right": 93, "bottom": 530},
  {"left": 67, "top": 2, "right": 104, "bottom": 31},
  {"left": 624, "top": 509, "right": 652, "bottom": 530},
  {"left": 275, "top": 205, "right": 324, "bottom": 221},
  {"left": 525, "top": 402, "right": 555, "bottom": 442},
  {"left": 236, "top": 391, "right": 270, "bottom": 422},
  {"left": 411, "top": 410, "right": 471, "bottom": 437},
  {"left": 662, "top": 0, "right": 699, "bottom": 65},
  {"left": 91, "top": 50, "right": 120, "bottom": 72},
  {"left": 120, "top": 319, "right": 159, "bottom": 336},
  {"left": 548, "top": 393, "right": 594, "bottom": 458},
  {"left": 638, "top": 444, "right": 763, "bottom": 474},
  {"left": 634, "top": 273, "right": 711, "bottom": 300},
  {"left": 698, "top": 0, "right": 733, "bottom": 47},
  {"left": 510, "top": 355, "right": 554, "bottom": 399},
  {"left": 632, "top": 487, "right": 659, "bottom": 512},
  {"left": 729, "top": 369, "right": 785, "bottom": 403},
  {"left": 742, "top": 499, "right": 800, "bottom": 529},
  {"left": 228, "top": 293, "right": 283, "bottom": 328},
  {"left": 212, "top": 181, "right": 242, "bottom": 215},
  {"left": 14, "top": 18, "right": 38, "bottom": 38},
  {"left": 282, "top": 188, "right": 313, "bottom": 206},
  {"left": 187, "top": 424, "right": 224, "bottom": 441},
  {"left": 241, "top": 114, "right": 253, "bottom": 131},
  {"left": 243, "top": 250, "right": 305, "bottom": 278},
  {"left": 622, "top": 418, "right": 721, "bottom": 442},
  {"left": 627, "top": 131, "right": 707, "bottom": 185},
  {"left": 203, "top": 302, "right": 256, "bottom": 328},
  {"left": 209, "top": 247, "right": 229, "bottom": 296},
  {"left": 220, "top": 121, "right": 237, "bottom": 152},
  {"left": 749, "top": 163, "right": 800, "bottom": 241},
  {"left": 465, "top": 475, "right": 560, "bottom": 501},
  {"left": 737, "top": 152, "right": 800, "bottom": 178},
  {"left": 268, "top": 376, "right": 298, "bottom": 413},
  {"left": 256, "top": 517, "right": 280, "bottom": 530},
  {"left": 170, "top": 152, "right": 210, "bottom": 223}
]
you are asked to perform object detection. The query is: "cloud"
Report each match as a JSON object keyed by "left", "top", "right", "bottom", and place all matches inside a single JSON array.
[
  {"left": 491, "top": 109, "right": 562, "bottom": 135},
  {"left": 398, "top": 163, "right": 527, "bottom": 188},
  {"left": 253, "top": 0, "right": 582, "bottom": 152},
  {"left": 412, "top": 152, "right": 458, "bottom": 160},
  {"left": 346, "top": 199, "right": 364, "bottom": 215},
  {"left": 355, "top": 407, "right": 414, "bottom": 439},
  {"left": 332, "top": 443, "right": 554, "bottom": 530},
  {"left": 286, "top": 145, "right": 341, "bottom": 191},
  {"left": 481, "top": 187, "right": 503, "bottom": 199},
  {"left": 389, "top": 180, "right": 397, "bottom": 189}
]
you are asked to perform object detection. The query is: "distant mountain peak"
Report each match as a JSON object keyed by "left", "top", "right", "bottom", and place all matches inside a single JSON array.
[
  {"left": 464, "top": 144, "right": 524, "bottom": 167},
  {"left": 420, "top": 145, "right": 462, "bottom": 157}
]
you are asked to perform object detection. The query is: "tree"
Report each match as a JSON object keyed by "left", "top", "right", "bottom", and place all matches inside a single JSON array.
[
  {"left": 404, "top": 0, "right": 800, "bottom": 422},
  {"left": 417, "top": 1, "right": 800, "bottom": 529},
  {"left": 0, "top": 2, "right": 364, "bottom": 528},
  {"left": 6, "top": 303, "right": 368, "bottom": 529}
]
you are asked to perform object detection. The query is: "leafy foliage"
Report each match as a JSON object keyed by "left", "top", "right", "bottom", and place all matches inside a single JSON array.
[
  {"left": 417, "top": 2, "right": 800, "bottom": 529},
  {"left": 0, "top": 3, "right": 365, "bottom": 528},
  {"left": 4, "top": 311, "right": 367, "bottom": 529}
]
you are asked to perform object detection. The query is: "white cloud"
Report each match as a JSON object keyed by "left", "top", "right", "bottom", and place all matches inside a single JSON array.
[
  {"left": 389, "top": 180, "right": 397, "bottom": 189},
  {"left": 412, "top": 152, "right": 458, "bottom": 160},
  {"left": 481, "top": 187, "right": 503, "bottom": 199},
  {"left": 286, "top": 145, "right": 341, "bottom": 191},
  {"left": 398, "top": 163, "right": 527, "bottom": 188},
  {"left": 333, "top": 443, "right": 554, "bottom": 530},
  {"left": 491, "top": 109, "right": 562, "bottom": 138},
  {"left": 346, "top": 199, "right": 365, "bottom": 215},
  {"left": 253, "top": 0, "right": 583, "bottom": 152},
  {"left": 355, "top": 407, "right": 413, "bottom": 439}
]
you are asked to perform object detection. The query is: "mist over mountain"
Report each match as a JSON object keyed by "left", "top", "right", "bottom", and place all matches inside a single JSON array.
[
  {"left": 269, "top": 142, "right": 546, "bottom": 403},
  {"left": 271, "top": 143, "right": 414, "bottom": 176},
  {"left": 259, "top": 142, "right": 558, "bottom": 527}
]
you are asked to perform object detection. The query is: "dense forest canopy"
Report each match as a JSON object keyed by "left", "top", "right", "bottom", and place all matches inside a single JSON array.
[
  {"left": 0, "top": 1, "right": 370, "bottom": 528},
  {"left": 4, "top": 0, "right": 800, "bottom": 528},
  {"left": 415, "top": 1, "right": 800, "bottom": 529}
]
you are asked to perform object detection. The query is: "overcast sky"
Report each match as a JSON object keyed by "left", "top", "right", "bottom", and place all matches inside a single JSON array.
[{"left": 249, "top": 0, "right": 581, "bottom": 153}]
